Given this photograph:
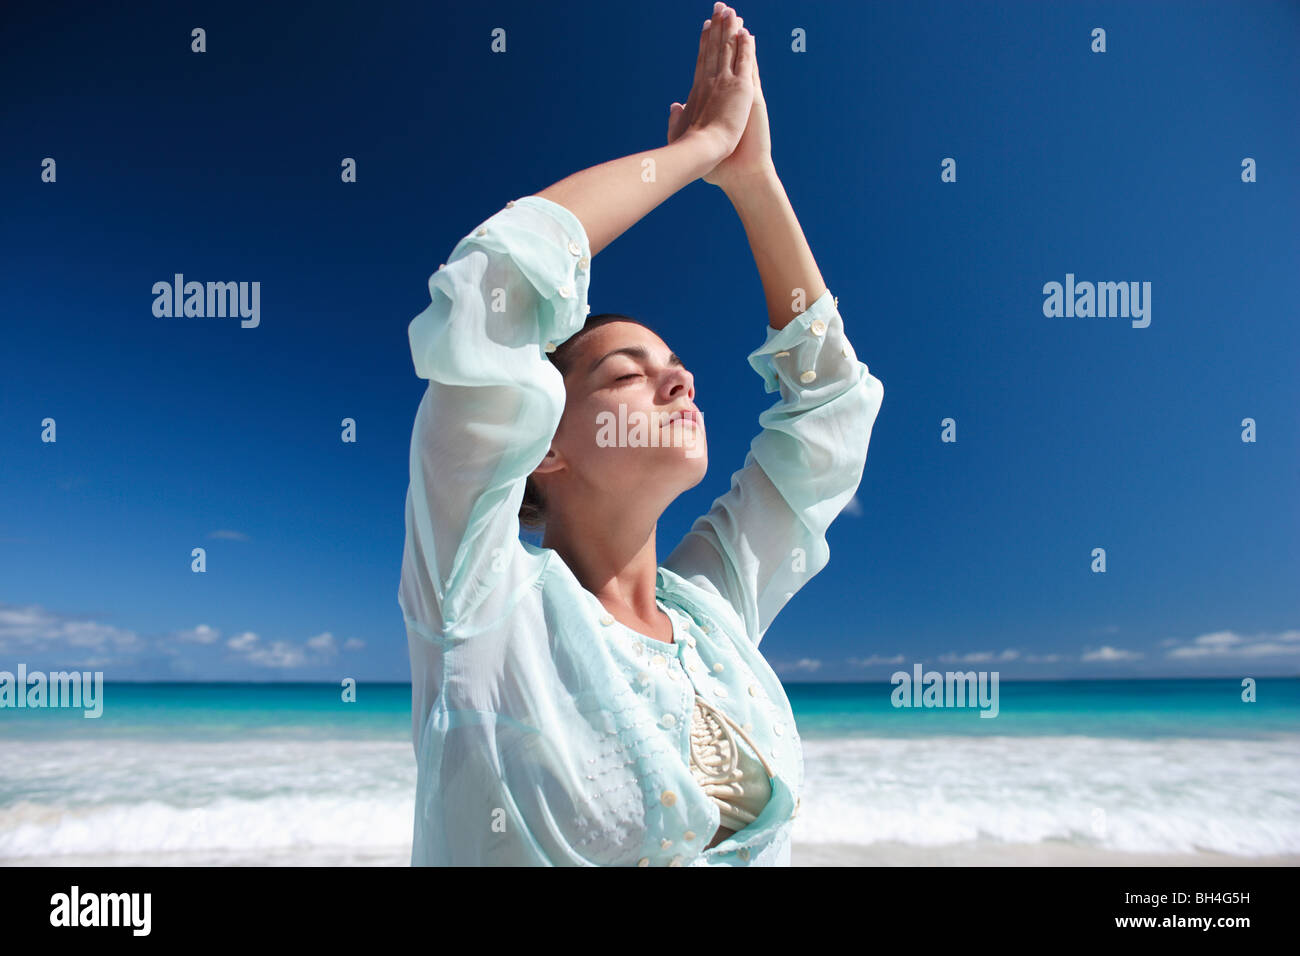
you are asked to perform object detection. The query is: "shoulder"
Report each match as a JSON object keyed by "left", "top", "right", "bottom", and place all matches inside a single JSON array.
[{"left": 657, "top": 565, "right": 749, "bottom": 642}]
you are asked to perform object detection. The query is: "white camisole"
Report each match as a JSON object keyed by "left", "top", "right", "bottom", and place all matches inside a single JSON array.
[
  {"left": 687, "top": 693, "right": 776, "bottom": 846},
  {"left": 657, "top": 600, "right": 777, "bottom": 847}
]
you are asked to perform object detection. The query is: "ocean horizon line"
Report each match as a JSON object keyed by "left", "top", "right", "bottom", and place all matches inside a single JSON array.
[{"left": 16, "top": 675, "right": 1297, "bottom": 686}]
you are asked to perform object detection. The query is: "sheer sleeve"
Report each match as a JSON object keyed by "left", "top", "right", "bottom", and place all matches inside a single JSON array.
[
  {"left": 400, "top": 195, "right": 591, "bottom": 639},
  {"left": 662, "top": 290, "right": 884, "bottom": 648}
]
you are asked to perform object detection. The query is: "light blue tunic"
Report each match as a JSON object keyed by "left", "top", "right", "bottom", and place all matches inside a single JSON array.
[{"left": 399, "top": 194, "right": 884, "bottom": 865}]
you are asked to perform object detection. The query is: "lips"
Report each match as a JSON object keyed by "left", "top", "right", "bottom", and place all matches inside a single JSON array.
[{"left": 661, "top": 408, "right": 702, "bottom": 428}]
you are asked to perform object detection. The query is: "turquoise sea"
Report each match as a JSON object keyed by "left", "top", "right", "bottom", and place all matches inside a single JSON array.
[{"left": 2, "top": 678, "right": 1298, "bottom": 863}]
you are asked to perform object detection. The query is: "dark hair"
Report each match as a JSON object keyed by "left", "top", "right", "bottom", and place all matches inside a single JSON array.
[{"left": 519, "top": 312, "right": 657, "bottom": 532}]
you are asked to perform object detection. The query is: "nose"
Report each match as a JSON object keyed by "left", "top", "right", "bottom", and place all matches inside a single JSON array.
[{"left": 664, "top": 365, "right": 694, "bottom": 402}]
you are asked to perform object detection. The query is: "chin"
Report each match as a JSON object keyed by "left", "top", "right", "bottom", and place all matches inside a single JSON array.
[{"left": 681, "top": 449, "right": 708, "bottom": 483}]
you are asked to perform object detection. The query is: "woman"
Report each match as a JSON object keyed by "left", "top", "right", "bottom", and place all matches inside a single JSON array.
[{"left": 399, "top": 3, "right": 884, "bottom": 866}]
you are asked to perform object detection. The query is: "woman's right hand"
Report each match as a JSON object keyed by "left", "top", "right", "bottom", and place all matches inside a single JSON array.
[{"left": 666, "top": 4, "right": 755, "bottom": 164}]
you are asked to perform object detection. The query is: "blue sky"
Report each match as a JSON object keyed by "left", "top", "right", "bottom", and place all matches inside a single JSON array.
[{"left": 1, "top": 0, "right": 1296, "bottom": 682}]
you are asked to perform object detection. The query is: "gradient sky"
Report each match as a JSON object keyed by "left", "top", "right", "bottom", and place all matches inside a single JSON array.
[{"left": 2, "top": 0, "right": 1296, "bottom": 682}]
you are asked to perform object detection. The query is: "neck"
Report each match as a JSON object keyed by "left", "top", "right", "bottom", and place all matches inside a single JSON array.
[{"left": 542, "top": 512, "right": 661, "bottom": 621}]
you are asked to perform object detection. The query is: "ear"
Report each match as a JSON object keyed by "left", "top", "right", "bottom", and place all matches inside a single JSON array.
[{"left": 530, "top": 447, "right": 565, "bottom": 477}]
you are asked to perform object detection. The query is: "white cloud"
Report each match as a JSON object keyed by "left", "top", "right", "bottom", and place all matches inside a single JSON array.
[
  {"left": 243, "top": 640, "right": 307, "bottom": 669},
  {"left": 1081, "top": 645, "right": 1144, "bottom": 662},
  {"left": 937, "top": 649, "right": 1021, "bottom": 663},
  {"left": 208, "top": 530, "right": 251, "bottom": 541},
  {"left": 226, "top": 631, "right": 259, "bottom": 652},
  {"left": 848, "top": 653, "right": 906, "bottom": 667},
  {"left": 1166, "top": 629, "right": 1300, "bottom": 659},
  {"left": 778, "top": 658, "right": 822, "bottom": 673},
  {"left": 0, "top": 602, "right": 366, "bottom": 675},
  {"left": 0, "top": 603, "right": 143, "bottom": 654},
  {"left": 224, "top": 629, "right": 352, "bottom": 669},
  {"left": 305, "top": 632, "right": 337, "bottom": 653},
  {"left": 176, "top": 624, "right": 220, "bottom": 644}
]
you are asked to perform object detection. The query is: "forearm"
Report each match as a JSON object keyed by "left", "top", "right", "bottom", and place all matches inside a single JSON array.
[
  {"left": 722, "top": 166, "right": 827, "bottom": 332},
  {"left": 533, "top": 131, "right": 725, "bottom": 258}
]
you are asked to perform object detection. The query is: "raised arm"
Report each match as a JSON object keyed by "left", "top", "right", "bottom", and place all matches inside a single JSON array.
[
  {"left": 662, "top": 10, "right": 886, "bottom": 647},
  {"left": 400, "top": 12, "right": 757, "bottom": 638},
  {"left": 538, "top": 8, "right": 756, "bottom": 255}
]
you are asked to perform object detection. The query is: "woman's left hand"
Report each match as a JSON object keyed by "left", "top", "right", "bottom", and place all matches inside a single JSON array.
[{"left": 668, "top": 9, "right": 773, "bottom": 189}]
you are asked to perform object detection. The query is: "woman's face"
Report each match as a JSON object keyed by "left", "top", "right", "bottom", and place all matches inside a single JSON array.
[{"left": 543, "top": 320, "right": 708, "bottom": 508}]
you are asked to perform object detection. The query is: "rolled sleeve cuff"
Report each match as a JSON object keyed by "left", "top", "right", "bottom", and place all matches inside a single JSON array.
[
  {"left": 442, "top": 193, "right": 593, "bottom": 354},
  {"left": 746, "top": 289, "right": 842, "bottom": 394}
]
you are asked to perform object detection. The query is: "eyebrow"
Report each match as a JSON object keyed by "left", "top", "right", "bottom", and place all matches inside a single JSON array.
[{"left": 587, "top": 345, "right": 683, "bottom": 377}]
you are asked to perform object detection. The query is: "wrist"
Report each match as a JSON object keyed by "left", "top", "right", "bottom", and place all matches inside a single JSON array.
[
  {"left": 719, "top": 161, "right": 780, "bottom": 198},
  {"left": 672, "top": 128, "right": 733, "bottom": 176}
]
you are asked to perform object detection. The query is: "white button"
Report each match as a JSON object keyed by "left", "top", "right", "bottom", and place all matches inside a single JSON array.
[
  {"left": 737, "top": 847, "right": 750, "bottom": 861},
  {"left": 773, "top": 350, "right": 790, "bottom": 359},
  {"left": 599, "top": 612, "right": 614, "bottom": 626},
  {"left": 810, "top": 319, "right": 826, "bottom": 336},
  {"left": 544, "top": 341, "right": 557, "bottom": 353},
  {"left": 585, "top": 303, "right": 592, "bottom": 315},
  {"left": 748, "top": 684, "right": 759, "bottom": 696},
  {"left": 476, "top": 227, "right": 487, "bottom": 236},
  {"left": 713, "top": 682, "right": 727, "bottom": 697},
  {"left": 833, "top": 296, "right": 838, "bottom": 308},
  {"left": 685, "top": 635, "right": 696, "bottom": 648},
  {"left": 712, "top": 662, "right": 724, "bottom": 673},
  {"left": 799, "top": 369, "right": 817, "bottom": 384},
  {"left": 667, "top": 668, "right": 681, "bottom": 681},
  {"left": 661, "top": 838, "right": 673, "bottom": 849},
  {"left": 688, "top": 662, "right": 698, "bottom": 673},
  {"left": 638, "top": 857, "right": 649, "bottom": 866},
  {"left": 841, "top": 344, "right": 850, "bottom": 357},
  {"left": 684, "top": 830, "right": 696, "bottom": 841},
  {"left": 651, "top": 655, "right": 666, "bottom": 668},
  {"left": 437, "top": 263, "right": 445, "bottom": 269},
  {"left": 577, "top": 256, "right": 589, "bottom": 270},
  {"left": 506, "top": 200, "right": 516, "bottom": 207},
  {"left": 669, "top": 855, "right": 683, "bottom": 867},
  {"left": 558, "top": 285, "right": 572, "bottom": 298},
  {"left": 701, "top": 623, "right": 712, "bottom": 633},
  {"left": 660, "top": 790, "right": 677, "bottom": 806},
  {"left": 568, "top": 240, "right": 582, "bottom": 256},
  {"left": 773, "top": 722, "right": 783, "bottom": 736}
]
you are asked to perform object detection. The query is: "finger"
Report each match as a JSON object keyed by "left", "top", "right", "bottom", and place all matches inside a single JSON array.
[
  {"left": 734, "top": 28, "right": 754, "bottom": 79},
  {"left": 685, "top": 18, "right": 711, "bottom": 114},
  {"left": 666, "top": 102, "right": 683, "bottom": 143},
  {"left": 721, "top": 11, "right": 743, "bottom": 75},
  {"left": 698, "top": 15, "right": 713, "bottom": 65},
  {"left": 703, "top": 4, "right": 726, "bottom": 77}
]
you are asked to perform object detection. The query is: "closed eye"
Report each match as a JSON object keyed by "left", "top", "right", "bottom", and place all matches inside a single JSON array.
[{"left": 616, "top": 373, "right": 641, "bottom": 382}]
